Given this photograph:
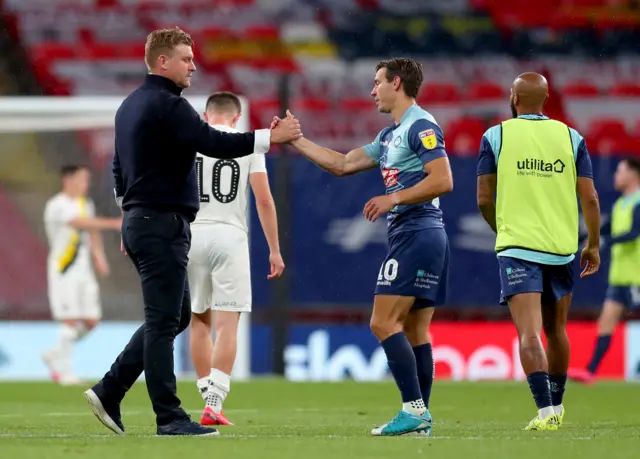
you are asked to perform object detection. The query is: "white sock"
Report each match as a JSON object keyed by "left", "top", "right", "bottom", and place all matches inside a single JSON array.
[
  {"left": 207, "top": 368, "right": 231, "bottom": 414},
  {"left": 75, "top": 322, "right": 90, "bottom": 340},
  {"left": 553, "top": 404, "right": 564, "bottom": 415},
  {"left": 196, "top": 377, "right": 209, "bottom": 400},
  {"left": 402, "top": 399, "right": 426, "bottom": 416},
  {"left": 538, "top": 406, "right": 555, "bottom": 420},
  {"left": 57, "top": 323, "right": 80, "bottom": 376}
]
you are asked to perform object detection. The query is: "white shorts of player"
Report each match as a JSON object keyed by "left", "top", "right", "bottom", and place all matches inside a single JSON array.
[
  {"left": 47, "top": 268, "right": 101, "bottom": 321},
  {"left": 188, "top": 223, "right": 251, "bottom": 314}
]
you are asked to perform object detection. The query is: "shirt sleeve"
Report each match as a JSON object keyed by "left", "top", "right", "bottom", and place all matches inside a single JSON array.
[
  {"left": 170, "top": 97, "right": 267, "bottom": 159},
  {"left": 477, "top": 135, "right": 497, "bottom": 176},
  {"left": 361, "top": 130, "right": 383, "bottom": 163},
  {"left": 575, "top": 139, "right": 594, "bottom": 179},
  {"left": 407, "top": 119, "right": 447, "bottom": 165},
  {"left": 249, "top": 153, "right": 267, "bottom": 174},
  {"left": 112, "top": 149, "right": 123, "bottom": 207},
  {"left": 86, "top": 199, "right": 96, "bottom": 218},
  {"left": 609, "top": 204, "right": 640, "bottom": 245}
]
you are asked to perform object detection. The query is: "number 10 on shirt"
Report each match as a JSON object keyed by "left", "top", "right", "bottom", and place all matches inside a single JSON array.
[{"left": 196, "top": 156, "right": 241, "bottom": 204}]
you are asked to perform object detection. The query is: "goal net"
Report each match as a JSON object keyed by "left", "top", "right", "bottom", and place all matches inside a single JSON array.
[{"left": 0, "top": 95, "right": 252, "bottom": 380}]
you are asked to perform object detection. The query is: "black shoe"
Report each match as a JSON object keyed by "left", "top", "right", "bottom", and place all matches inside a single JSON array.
[
  {"left": 157, "top": 418, "right": 220, "bottom": 436},
  {"left": 84, "top": 388, "right": 125, "bottom": 435}
]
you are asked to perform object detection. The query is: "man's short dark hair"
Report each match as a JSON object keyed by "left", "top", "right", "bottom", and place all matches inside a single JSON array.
[
  {"left": 205, "top": 91, "right": 242, "bottom": 115},
  {"left": 60, "top": 165, "right": 89, "bottom": 177},
  {"left": 624, "top": 158, "right": 640, "bottom": 176},
  {"left": 375, "top": 58, "right": 424, "bottom": 99}
]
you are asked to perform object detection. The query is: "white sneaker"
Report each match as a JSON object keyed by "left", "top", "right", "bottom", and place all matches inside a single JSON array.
[{"left": 58, "top": 375, "right": 86, "bottom": 386}]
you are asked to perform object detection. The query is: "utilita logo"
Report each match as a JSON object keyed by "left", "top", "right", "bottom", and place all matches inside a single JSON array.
[{"left": 517, "top": 158, "right": 565, "bottom": 176}]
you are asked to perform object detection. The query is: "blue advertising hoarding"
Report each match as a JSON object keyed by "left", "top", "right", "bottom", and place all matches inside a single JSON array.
[{"left": 250, "top": 155, "right": 623, "bottom": 308}]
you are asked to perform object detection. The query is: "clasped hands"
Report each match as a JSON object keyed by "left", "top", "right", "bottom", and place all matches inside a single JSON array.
[{"left": 269, "top": 110, "right": 303, "bottom": 146}]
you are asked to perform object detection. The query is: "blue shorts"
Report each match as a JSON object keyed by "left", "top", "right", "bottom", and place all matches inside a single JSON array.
[
  {"left": 374, "top": 227, "right": 449, "bottom": 309},
  {"left": 498, "top": 257, "right": 574, "bottom": 305},
  {"left": 605, "top": 285, "right": 640, "bottom": 309}
]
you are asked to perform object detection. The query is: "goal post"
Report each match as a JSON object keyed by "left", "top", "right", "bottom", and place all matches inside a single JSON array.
[{"left": 0, "top": 95, "right": 252, "bottom": 381}]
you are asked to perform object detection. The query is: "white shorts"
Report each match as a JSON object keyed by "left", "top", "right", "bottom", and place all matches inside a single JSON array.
[
  {"left": 188, "top": 223, "right": 251, "bottom": 314},
  {"left": 47, "top": 269, "right": 102, "bottom": 321}
]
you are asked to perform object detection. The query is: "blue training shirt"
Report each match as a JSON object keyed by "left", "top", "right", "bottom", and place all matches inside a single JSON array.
[
  {"left": 476, "top": 114, "right": 594, "bottom": 265},
  {"left": 362, "top": 105, "right": 448, "bottom": 237}
]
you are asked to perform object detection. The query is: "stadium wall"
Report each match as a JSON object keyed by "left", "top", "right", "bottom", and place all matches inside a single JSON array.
[
  {"left": 0, "top": 321, "right": 635, "bottom": 382},
  {"left": 248, "top": 156, "right": 628, "bottom": 310}
]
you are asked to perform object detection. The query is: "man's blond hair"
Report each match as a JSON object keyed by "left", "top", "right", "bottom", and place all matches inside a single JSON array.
[{"left": 144, "top": 27, "right": 194, "bottom": 70}]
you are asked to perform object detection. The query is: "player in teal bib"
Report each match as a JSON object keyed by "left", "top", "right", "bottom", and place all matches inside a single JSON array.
[
  {"left": 569, "top": 158, "right": 640, "bottom": 384},
  {"left": 277, "top": 58, "right": 453, "bottom": 437}
]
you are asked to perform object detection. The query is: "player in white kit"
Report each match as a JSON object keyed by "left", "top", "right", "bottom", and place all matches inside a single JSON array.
[
  {"left": 42, "top": 165, "right": 122, "bottom": 385},
  {"left": 189, "top": 92, "right": 284, "bottom": 426}
]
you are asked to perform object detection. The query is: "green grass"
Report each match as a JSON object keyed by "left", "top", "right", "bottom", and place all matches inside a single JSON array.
[{"left": 1, "top": 380, "right": 639, "bottom": 458}]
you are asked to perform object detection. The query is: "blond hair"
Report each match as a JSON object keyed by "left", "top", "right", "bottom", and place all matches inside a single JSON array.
[{"left": 144, "top": 27, "right": 194, "bottom": 70}]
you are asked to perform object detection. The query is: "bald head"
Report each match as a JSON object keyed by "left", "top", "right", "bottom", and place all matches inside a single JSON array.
[{"left": 510, "top": 72, "right": 549, "bottom": 118}]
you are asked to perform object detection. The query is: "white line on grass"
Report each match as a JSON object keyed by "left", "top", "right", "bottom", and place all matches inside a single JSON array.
[
  {"left": 0, "top": 408, "right": 259, "bottom": 419},
  {"left": 0, "top": 433, "right": 484, "bottom": 440}
]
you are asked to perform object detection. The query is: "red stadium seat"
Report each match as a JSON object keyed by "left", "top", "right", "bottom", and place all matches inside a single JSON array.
[
  {"left": 467, "top": 82, "right": 505, "bottom": 100},
  {"left": 587, "top": 118, "right": 628, "bottom": 138},
  {"left": 562, "top": 82, "right": 600, "bottom": 97},
  {"left": 340, "top": 97, "right": 372, "bottom": 112},
  {"left": 609, "top": 82, "right": 640, "bottom": 97},
  {"left": 445, "top": 117, "right": 486, "bottom": 156},
  {"left": 417, "top": 83, "right": 461, "bottom": 104},
  {"left": 611, "top": 137, "right": 640, "bottom": 156}
]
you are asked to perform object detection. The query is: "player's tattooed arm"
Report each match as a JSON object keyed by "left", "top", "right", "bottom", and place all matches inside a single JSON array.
[
  {"left": 477, "top": 173, "right": 497, "bottom": 233},
  {"left": 289, "top": 138, "right": 377, "bottom": 177}
]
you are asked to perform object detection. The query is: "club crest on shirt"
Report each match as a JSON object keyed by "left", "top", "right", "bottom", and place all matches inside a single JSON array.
[
  {"left": 419, "top": 129, "right": 437, "bottom": 150},
  {"left": 382, "top": 168, "right": 399, "bottom": 187}
]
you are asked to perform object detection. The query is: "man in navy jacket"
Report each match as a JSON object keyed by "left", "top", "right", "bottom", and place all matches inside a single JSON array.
[{"left": 84, "top": 27, "right": 301, "bottom": 437}]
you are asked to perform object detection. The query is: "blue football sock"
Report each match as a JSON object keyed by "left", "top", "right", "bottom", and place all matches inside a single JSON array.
[
  {"left": 586, "top": 334, "right": 612, "bottom": 374},
  {"left": 526, "top": 371, "right": 553, "bottom": 409},
  {"left": 549, "top": 374, "right": 567, "bottom": 406},
  {"left": 380, "top": 332, "right": 423, "bottom": 404},
  {"left": 412, "top": 343, "right": 434, "bottom": 408}
]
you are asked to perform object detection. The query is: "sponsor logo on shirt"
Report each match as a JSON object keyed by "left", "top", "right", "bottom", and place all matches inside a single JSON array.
[
  {"left": 419, "top": 129, "right": 437, "bottom": 150},
  {"left": 382, "top": 168, "right": 399, "bottom": 187}
]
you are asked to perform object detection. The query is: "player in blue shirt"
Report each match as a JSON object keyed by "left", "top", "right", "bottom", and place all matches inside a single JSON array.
[{"left": 276, "top": 58, "right": 453, "bottom": 436}]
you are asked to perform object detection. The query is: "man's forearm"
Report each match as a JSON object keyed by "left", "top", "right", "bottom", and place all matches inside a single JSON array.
[
  {"left": 582, "top": 198, "right": 601, "bottom": 248},
  {"left": 90, "top": 230, "right": 106, "bottom": 259},
  {"left": 479, "top": 203, "right": 497, "bottom": 233},
  {"left": 390, "top": 174, "right": 452, "bottom": 206},
  {"left": 291, "top": 138, "right": 347, "bottom": 176},
  {"left": 70, "top": 217, "right": 119, "bottom": 231},
  {"left": 256, "top": 200, "right": 280, "bottom": 254}
]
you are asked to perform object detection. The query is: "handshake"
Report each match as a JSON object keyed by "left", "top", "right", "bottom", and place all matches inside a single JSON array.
[{"left": 268, "top": 110, "right": 303, "bottom": 145}]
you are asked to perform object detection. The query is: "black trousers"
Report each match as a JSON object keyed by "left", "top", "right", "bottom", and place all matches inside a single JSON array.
[{"left": 96, "top": 207, "right": 192, "bottom": 425}]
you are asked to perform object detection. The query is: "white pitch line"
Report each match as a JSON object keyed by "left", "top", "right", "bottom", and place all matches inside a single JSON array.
[
  {"left": 0, "top": 408, "right": 259, "bottom": 419},
  {"left": 0, "top": 433, "right": 485, "bottom": 440}
]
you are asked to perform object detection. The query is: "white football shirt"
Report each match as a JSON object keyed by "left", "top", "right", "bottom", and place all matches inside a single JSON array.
[
  {"left": 193, "top": 124, "right": 267, "bottom": 232},
  {"left": 43, "top": 192, "right": 95, "bottom": 274}
]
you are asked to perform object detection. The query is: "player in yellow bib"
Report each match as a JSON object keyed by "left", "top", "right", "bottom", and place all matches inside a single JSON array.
[
  {"left": 569, "top": 158, "right": 640, "bottom": 384},
  {"left": 476, "top": 73, "right": 601, "bottom": 431}
]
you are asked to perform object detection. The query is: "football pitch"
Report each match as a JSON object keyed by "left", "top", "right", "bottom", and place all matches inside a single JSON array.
[{"left": 1, "top": 380, "right": 638, "bottom": 459}]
